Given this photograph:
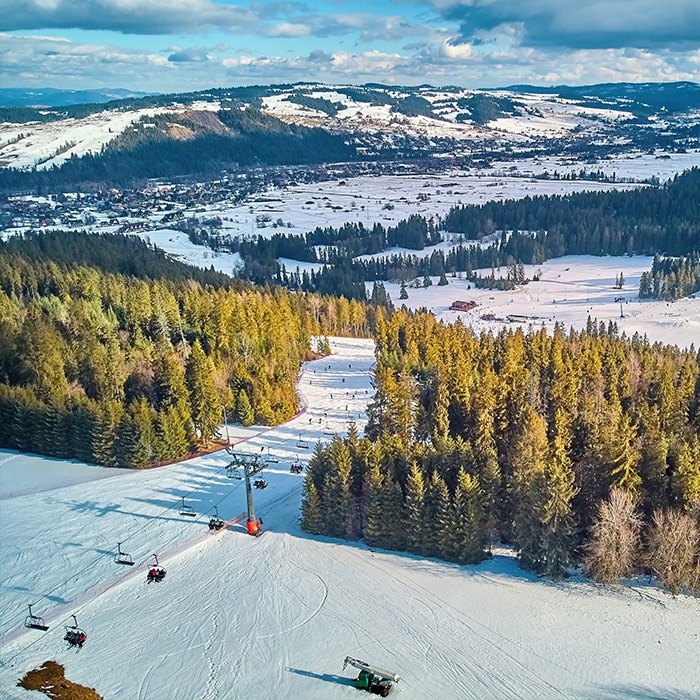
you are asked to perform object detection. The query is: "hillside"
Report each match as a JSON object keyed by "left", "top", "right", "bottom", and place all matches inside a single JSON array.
[
  {"left": 1, "top": 82, "right": 698, "bottom": 186},
  {"left": 1, "top": 338, "right": 699, "bottom": 700}
]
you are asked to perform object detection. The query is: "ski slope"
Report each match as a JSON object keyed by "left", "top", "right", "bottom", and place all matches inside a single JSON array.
[{"left": 1, "top": 338, "right": 699, "bottom": 700}]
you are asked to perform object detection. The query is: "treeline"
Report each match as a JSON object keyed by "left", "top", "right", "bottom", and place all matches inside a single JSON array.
[
  {"left": 0, "top": 233, "right": 377, "bottom": 468},
  {"left": 302, "top": 312, "right": 700, "bottom": 592},
  {"left": 443, "top": 168, "right": 700, "bottom": 257},
  {"left": 639, "top": 252, "right": 700, "bottom": 300},
  {"left": 0, "top": 108, "right": 355, "bottom": 191}
]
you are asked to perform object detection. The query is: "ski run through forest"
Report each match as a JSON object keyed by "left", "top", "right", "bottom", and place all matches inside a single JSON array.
[{"left": 1, "top": 338, "right": 699, "bottom": 699}]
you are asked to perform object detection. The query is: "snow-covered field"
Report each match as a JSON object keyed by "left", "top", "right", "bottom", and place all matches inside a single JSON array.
[
  {"left": 202, "top": 174, "right": 642, "bottom": 240},
  {"left": 374, "top": 256, "right": 700, "bottom": 349},
  {"left": 486, "top": 150, "right": 700, "bottom": 182},
  {"left": 2, "top": 337, "right": 699, "bottom": 700},
  {"left": 137, "top": 228, "right": 242, "bottom": 275}
]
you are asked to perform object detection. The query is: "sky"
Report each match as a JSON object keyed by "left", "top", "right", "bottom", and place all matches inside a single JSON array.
[{"left": 2, "top": 0, "right": 700, "bottom": 92}]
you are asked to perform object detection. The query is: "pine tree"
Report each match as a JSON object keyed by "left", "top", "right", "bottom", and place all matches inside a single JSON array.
[
  {"left": 399, "top": 280, "right": 408, "bottom": 300},
  {"left": 437, "top": 271, "right": 449, "bottom": 286}
]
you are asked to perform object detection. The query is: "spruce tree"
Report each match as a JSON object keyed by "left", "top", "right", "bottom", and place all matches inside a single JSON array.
[
  {"left": 424, "top": 470, "right": 450, "bottom": 558},
  {"left": 445, "top": 469, "right": 485, "bottom": 564},
  {"left": 364, "top": 453, "right": 385, "bottom": 547},
  {"left": 236, "top": 389, "right": 255, "bottom": 427},
  {"left": 539, "top": 409, "right": 578, "bottom": 579},
  {"left": 186, "top": 340, "right": 221, "bottom": 445},
  {"left": 405, "top": 462, "right": 426, "bottom": 554},
  {"left": 511, "top": 405, "right": 549, "bottom": 571},
  {"left": 301, "top": 479, "right": 323, "bottom": 535}
]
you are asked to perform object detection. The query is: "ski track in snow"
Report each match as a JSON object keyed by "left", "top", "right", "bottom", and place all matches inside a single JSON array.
[{"left": 1, "top": 337, "right": 699, "bottom": 699}]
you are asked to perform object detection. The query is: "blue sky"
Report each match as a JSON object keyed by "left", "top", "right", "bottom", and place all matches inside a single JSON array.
[{"left": 2, "top": 0, "right": 699, "bottom": 91}]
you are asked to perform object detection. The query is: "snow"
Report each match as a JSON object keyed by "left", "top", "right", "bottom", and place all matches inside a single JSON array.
[
  {"left": 0, "top": 108, "right": 167, "bottom": 170},
  {"left": 205, "top": 174, "right": 642, "bottom": 242},
  {"left": 136, "top": 228, "right": 242, "bottom": 275},
  {"left": 0, "top": 452, "right": 124, "bottom": 500},
  {"left": 485, "top": 150, "right": 700, "bottom": 182},
  {"left": 2, "top": 337, "right": 700, "bottom": 700},
  {"left": 372, "top": 256, "right": 700, "bottom": 349}
]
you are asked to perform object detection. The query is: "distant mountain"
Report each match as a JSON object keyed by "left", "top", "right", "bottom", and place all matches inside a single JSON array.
[
  {"left": 0, "top": 87, "right": 152, "bottom": 108},
  {"left": 1, "top": 81, "right": 697, "bottom": 189},
  {"left": 502, "top": 81, "right": 700, "bottom": 116}
]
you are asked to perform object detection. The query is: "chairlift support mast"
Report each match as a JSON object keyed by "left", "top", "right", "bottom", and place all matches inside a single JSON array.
[{"left": 226, "top": 449, "right": 266, "bottom": 536}]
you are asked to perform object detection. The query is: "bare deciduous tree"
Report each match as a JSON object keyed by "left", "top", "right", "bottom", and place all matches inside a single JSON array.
[
  {"left": 584, "top": 488, "right": 642, "bottom": 584},
  {"left": 646, "top": 507, "right": 700, "bottom": 595}
]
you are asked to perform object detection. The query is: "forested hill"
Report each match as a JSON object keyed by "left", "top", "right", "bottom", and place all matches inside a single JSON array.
[
  {"left": 0, "top": 232, "right": 375, "bottom": 469},
  {"left": 0, "top": 107, "right": 355, "bottom": 190},
  {"left": 444, "top": 167, "right": 700, "bottom": 258},
  {"left": 0, "top": 230, "right": 237, "bottom": 288},
  {"left": 302, "top": 312, "right": 700, "bottom": 592}
]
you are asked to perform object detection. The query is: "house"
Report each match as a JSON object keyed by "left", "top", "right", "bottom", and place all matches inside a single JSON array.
[{"left": 449, "top": 300, "right": 477, "bottom": 312}]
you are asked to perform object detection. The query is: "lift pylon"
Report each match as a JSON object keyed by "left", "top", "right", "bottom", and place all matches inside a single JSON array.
[{"left": 225, "top": 449, "right": 267, "bottom": 536}]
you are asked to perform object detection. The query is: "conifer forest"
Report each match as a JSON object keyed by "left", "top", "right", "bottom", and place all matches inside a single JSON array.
[
  {"left": 0, "top": 232, "right": 374, "bottom": 468},
  {"left": 302, "top": 312, "right": 700, "bottom": 593}
]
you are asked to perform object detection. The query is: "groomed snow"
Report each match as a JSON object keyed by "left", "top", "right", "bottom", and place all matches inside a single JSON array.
[
  {"left": 1, "top": 337, "right": 699, "bottom": 700},
  {"left": 373, "top": 256, "right": 700, "bottom": 349}
]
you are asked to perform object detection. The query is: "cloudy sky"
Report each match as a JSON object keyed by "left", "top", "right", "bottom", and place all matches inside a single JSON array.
[{"left": 2, "top": 0, "right": 699, "bottom": 91}]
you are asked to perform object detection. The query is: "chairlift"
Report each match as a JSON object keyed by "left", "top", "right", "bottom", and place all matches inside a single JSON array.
[
  {"left": 323, "top": 421, "right": 334, "bottom": 435},
  {"left": 290, "top": 461, "right": 304, "bottom": 475},
  {"left": 264, "top": 447, "right": 279, "bottom": 464},
  {"left": 254, "top": 479, "right": 268, "bottom": 490},
  {"left": 208, "top": 505, "right": 225, "bottom": 531},
  {"left": 146, "top": 554, "right": 166, "bottom": 583},
  {"left": 114, "top": 542, "right": 134, "bottom": 566},
  {"left": 25, "top": 604, "right": 49, "bottom": 631},
  {"left": 179, "top": 496, "right": 196, "bottom": 517},
  {"left": 63, "top": 615, "right": 86, "bottom": 648},
  {"left": 296, "top": 433, "right": 309, "bottom": 449},
  {"left": 227, "top": 465, "right": 243, "bottom": 480}
]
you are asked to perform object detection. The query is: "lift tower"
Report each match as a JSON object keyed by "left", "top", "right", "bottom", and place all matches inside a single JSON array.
[{"left": 226, "top": 449, "right": 266, "bottom": 536}]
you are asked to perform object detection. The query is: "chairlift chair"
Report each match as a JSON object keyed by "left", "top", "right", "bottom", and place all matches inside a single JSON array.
[
  {"left": 254, "top": 478, "right": 268, "bottom": 489},
  {"left": 265, "top": 447, "right": 279, "bottom": 464},
  {"left": 25, "top": 604, "right": 49, "bottom": 631},
  {"left": 179, "top": 496, "right": 196, "bottom": 517},
  {"left": 146, "top": 554, "right": 167, "bottom": 583},
  {"left": 63, "top": 615, "right": 87, "bottom": 648},
  {"left": 323, "top": 421, "right": 334, "bottom": 435},
  {"left": 114, "top": 542, "right": 134, "bottom": 566},
  {"left": 296, "top": 433, "right": 309, "bottom": 449},
  {"left": 227, "top": 466, "right": 243, "bottom": 479},
  {"left": 208, "top": 505, "right": 225, "bottom": 531}
]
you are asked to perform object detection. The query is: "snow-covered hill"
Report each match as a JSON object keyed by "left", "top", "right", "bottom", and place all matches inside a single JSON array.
[
  {"left": 2, "top": 338, "right": 699, "bottom": 700},
  {"left": 2, "top": 82, "right": 697, "bottom": 172}
]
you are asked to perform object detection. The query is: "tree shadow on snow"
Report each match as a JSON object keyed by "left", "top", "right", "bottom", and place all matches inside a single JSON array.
[
  {"left": 285, "top": 667, "right": 355, "bottom": 687},
  {"left": 594, "top": 685, "right": 700, "bottom": 700}
]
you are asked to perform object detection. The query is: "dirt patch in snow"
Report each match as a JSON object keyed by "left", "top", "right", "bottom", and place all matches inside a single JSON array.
[{"left": 18, "top": 661, "right": 103, "bottom": 700}]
